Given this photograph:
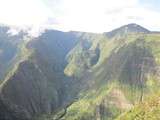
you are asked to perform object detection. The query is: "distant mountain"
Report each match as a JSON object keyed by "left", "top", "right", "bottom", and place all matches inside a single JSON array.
[
  {"left": 0, "top": 24, "right": 160, "bottom": 120},
  {"left": 105, "top": 23, "right": 150, "bottom": 38}
]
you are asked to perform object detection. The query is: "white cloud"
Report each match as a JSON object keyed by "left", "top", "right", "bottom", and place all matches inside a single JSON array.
[
  {"left": 0, "top": 0, "right": 51, "bottom": 26},
  {"left": 50, "top": 0, "right": 139, "bottom": 32},
  {"left": 0, "top": 0, "right": 159, "bottom": 33},
  {"left": 46, "top": 0, "right": 160, "bottom": 32}
]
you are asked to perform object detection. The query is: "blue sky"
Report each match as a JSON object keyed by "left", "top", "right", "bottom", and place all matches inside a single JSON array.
[
  {"left": 138, "top": 0, "right": 160, "bottom": 11},
  {"left": 0, "top": 0, "right": 159, "bottom": 35}
]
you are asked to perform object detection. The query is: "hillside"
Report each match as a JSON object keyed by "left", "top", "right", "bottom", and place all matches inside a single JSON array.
[
  {"left": 60, "top": 28, "right": 160, "bottom": 120},
  {"left": 0, "top": 24, "right": 160, "bottom": 120},
  {"left": 0, "top": 26, "right": 26, "bottom": 81}
]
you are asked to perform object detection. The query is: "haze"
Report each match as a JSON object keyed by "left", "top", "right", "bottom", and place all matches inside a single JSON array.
[{"left": 0, "top": 0, "right": 159, "bottom": 33}]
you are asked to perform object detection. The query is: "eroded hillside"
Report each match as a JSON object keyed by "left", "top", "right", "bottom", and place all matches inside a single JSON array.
[{"left": 0, "top": 24, "right": 160, "bottom": 120}]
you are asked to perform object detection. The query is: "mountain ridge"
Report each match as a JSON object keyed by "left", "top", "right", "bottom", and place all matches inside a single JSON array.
[
  {"left": 105, "top": 23, "right": 151, "bottom": 38},
  {"left": 0, "top": 24, "right": 160, "bottom": 120}
]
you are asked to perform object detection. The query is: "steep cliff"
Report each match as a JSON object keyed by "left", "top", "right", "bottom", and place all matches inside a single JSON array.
[
  {"left": 0, "top": 29, "right": 79, "bottom": 119},
  {"left": 0, "top": 26, "right": 25, "bottom": 81},
  {"left": 60, "top": 25, "right": 160, "bottom": 120},
  {"left": 0, "top": 24, "right": 160, "bottom": 120}
]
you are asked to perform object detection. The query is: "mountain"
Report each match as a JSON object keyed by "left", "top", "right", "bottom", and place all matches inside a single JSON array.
[
  {"left": 0, "top": 23, "right": 160, "bottom": 120},
  {"left": 60, "top": 24, "right": 160, "bottom": 120},
  {"left": 0, "top": 26, "right": 26, "bottom": 81},
  {"left": 0, "top": 29, "right": 80, "bottom": 120},
  {"left": 105, "top": 23, "right": 150, "bottom": 38}
]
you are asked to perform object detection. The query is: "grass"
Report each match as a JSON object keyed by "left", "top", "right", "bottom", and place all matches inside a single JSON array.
[
  {"left": 62, "top": 82, "right": 117, "bottom": 120},
  {"left": 145, "top": 34, "right": 160, "bottom": 64},
  {"left": 33, "top": 33, "right": 160, "bottom": 120},
  {"left": 116, "top": 93, "right": 160, "bottom": 120},
  {"left": 62, "top": 80, "right": 135, "bottom": 120},
  {"left": 116, "top": 73, "right": 160, "bottom": 120}
]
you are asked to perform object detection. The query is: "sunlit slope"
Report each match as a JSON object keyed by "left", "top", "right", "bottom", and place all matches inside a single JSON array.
[
  {"left": 1, "top": 24, "right": 160, "bottom": 120},
  {"left": 115, "top": 34, "right": 160, "bottom": 120},
  {"left": 62, "top": 33, "right": 160, "bottom": 120}
]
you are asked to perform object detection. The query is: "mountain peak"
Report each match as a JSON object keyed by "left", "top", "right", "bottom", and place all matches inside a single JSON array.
[
  {"left": 105, "top": 23, "right": 150, "bottom": 38},
  {"left": 124, "top": 23, "right": 148, "bottom": 30}
]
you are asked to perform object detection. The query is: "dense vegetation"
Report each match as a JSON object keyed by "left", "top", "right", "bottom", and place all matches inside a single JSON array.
[{"left": 0, "top": 24, "right": 160, "bottom": 120}]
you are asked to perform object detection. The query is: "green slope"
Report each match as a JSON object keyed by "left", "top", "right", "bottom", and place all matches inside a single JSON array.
[
  {"left": 1, "top": 24, "right": 160, "bottom": 120},
  {"left": 59, "top": 32, "right": 160, "bottom": 120}
]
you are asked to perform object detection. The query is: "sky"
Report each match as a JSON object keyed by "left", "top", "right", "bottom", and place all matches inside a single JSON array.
[{"left": 0, "top": 0, "right": 159, "bottom": 35}]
